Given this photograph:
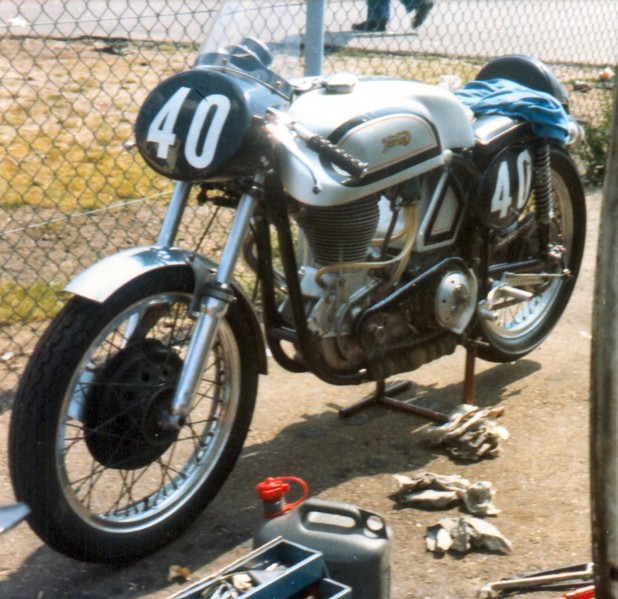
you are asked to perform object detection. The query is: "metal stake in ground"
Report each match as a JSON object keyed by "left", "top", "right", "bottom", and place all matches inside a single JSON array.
[{"left": 590, "top": 61, "right": 618, "bottom": 598}]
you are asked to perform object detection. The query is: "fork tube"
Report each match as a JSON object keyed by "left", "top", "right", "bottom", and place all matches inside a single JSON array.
[
  {"left": 166, "top": 185, "right": 260, "bottom": 428},
  {"left": 157, "top": 181, "right": 192, "bottom": 247},
  {"left": 123, "top": 182, "right": 193, "bottom": 345}
]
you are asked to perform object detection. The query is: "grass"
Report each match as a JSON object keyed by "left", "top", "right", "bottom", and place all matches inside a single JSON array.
[
  {"left": 325, "top": 48, "right": 485, "bottom": 83},
  {"left": 0, "top": 37, "right": 190, "bottom": 213},
  {"left": 0, "top": 280, "right": 65, "bottom": 325},
  {"left": 1, "top": 37, "right": 609, "bottom": 214},
  {"left": 578, "top": 91, "right": 613, "bottom": 186}
]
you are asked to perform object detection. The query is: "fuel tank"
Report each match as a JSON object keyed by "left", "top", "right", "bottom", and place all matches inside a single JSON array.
[{"left": 280, "top": 76, "right": 475, "bottom": 206}]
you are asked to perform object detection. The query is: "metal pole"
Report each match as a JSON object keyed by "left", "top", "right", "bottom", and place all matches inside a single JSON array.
[
  {"left": 590, "top": 69, "right": 618, "bottom": 598},
  {"left": 304, "top": 0, "right": 325, "bottom": 76}
]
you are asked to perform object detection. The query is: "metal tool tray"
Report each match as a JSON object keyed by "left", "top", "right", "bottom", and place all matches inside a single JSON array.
[{"left": 169, "top": 537, "right": 352, "bottom": 598}]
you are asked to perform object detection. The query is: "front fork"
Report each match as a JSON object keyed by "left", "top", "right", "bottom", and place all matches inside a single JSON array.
[{"left": 161, "top": 179, "right": 261, "bottom": 429}]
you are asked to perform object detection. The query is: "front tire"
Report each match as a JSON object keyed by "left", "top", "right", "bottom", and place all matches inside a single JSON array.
[
  {"left": 9, "top": 267, "right": 258, "bottom": 563},
  {"left": 476, "top": 147, "right": 586, "bottom": 362}
]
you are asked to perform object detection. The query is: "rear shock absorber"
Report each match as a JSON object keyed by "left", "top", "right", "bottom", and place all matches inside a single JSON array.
[{"left": 532, "top": 141, "right": 553, "bottom": 254}]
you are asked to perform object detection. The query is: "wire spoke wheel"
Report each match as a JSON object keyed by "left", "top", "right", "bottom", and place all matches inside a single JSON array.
[
  {"left": 62, "top": 292, "right": 238, "bottom": 530},
  {"left": 9, "top": 267, "right": 258, "bottom": 562},
  {"left": 477, "top": 148, "right": 586, "bottom": 362}
]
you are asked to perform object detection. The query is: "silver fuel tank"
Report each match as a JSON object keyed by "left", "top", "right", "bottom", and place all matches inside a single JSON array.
[{"left": 279, "top": 76, "right": 475, "bottom": 207}]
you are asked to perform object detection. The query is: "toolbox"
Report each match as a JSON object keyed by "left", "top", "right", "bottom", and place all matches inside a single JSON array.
[{"left": 169, "top": 537, "right": 352, "bottom": 598}]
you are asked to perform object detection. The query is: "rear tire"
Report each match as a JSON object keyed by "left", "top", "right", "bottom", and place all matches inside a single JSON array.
[
  {"left": 476, "top": 147, "right": 586, "bottom": 362},
  {"left": 9, "top": 267, "right": 258, "bottom": 563}
]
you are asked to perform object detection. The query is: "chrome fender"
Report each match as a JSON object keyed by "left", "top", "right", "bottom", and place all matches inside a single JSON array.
[
  {"left": 65, "top": 246, "right": 267, "bottom": 374},
  {"left": 65, "top": 246, "right": 197, "bottom": 302}
]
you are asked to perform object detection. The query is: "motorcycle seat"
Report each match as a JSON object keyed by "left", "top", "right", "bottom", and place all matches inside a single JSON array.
[
  {"left": 475, "top": 54, "right": 568, "bottom": 107},
  {"left": 472, "top": 113, "right": 532, "bottom": 155}
]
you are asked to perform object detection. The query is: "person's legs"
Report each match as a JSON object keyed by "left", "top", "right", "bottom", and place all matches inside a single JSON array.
[
  {"left": 401, "top": 0, "right": 422, "bottom": 10},
  {"left": 352, "top": 0, "right": 389, "bottom": 31},
  {"left": 368, "top": 0, "right": 390, "bottom": 21},
  {"left": 411, "top": 0, "right": 434, "bottom": 27}
]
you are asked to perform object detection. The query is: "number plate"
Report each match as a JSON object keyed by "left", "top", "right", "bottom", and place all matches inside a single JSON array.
[
  {"left": 478, "top": 145, "right": 533, "bottom": 230},
  {"left": 135, "top": 68, "right": 250, "bottom": 181}
]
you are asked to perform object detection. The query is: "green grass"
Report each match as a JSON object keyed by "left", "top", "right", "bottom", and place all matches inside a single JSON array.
[
  {"left": 325, "top": 48, "right": 485, "bottom": 83},
  {"left": 578, "top": 92, "right": 613, "bottom": 186},
  {"left": 0, "top": 37, "right": 610, "bottom": 331},
  {"left": 0, "top": 281, "right": 65, "bottom": 325},
  {"left": 1, "top": 37, "right": 608, "bottom": 216},
  {"left": 0, "top": 37, "right": 190, "bottom": 213}
]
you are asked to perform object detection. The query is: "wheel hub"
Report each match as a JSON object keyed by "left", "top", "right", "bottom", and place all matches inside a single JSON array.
[{"left": 85, "top": 339, "right": 184, "bottom": 470}]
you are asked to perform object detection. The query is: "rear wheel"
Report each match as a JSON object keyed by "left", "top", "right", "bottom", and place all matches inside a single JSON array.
[
  {"left": 9, "top": 267, "right": 258, "bottom": 562},
  {"left": 476, "top": 147, "right": 586, "bottom": 362}
]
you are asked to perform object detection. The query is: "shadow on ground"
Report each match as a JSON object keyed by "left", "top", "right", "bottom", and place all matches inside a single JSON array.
[{"left": 0, "top": 358, "right": 540, "bottom": 598}]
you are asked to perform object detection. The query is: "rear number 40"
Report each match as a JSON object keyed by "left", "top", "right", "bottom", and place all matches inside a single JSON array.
[
  {"left": 491, "top": 149, "right": 533, "bottom": 219},
  {"left": 147, "top": 86, "right": 231, "bottom": 169}
]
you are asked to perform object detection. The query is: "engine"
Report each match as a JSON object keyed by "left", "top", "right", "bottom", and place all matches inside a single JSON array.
[
  {"left": 286, "top": 186, "right": 478, "bottom": 379},
  {"left": 295, "top": 196, "right": 380, "bottom": 265}
]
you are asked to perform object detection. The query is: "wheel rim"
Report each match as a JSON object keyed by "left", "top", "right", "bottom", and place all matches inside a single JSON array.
[
  {"left": 482, "top": 171, "right": 575, "bottom": 346},
  {"left": 57, "top": 292, "right": 241, "bottom": 533}
]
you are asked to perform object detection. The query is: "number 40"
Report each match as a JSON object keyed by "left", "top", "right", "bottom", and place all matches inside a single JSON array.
[
  {"left": 146, "top": 86, "right": 231, "bottom": 169},
  {"left": 490, "top": 149, "right": 533, "bottom": 219}
]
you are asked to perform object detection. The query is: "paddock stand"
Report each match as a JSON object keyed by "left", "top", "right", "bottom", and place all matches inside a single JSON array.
[{"left": 338, "top": 345, "right": 478, "bottom": 423}]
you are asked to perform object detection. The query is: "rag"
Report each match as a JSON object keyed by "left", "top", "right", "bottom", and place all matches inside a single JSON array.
[{"left": 455, "top": 77, "right": 572, "bottom": 144}]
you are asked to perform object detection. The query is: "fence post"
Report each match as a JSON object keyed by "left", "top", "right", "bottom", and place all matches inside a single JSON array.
[
  {"left": 304, "top": 0, "right": 325, "bottom": 76},
  {"left": 590, "top": 72, "right": 618, "bottom": 598}
]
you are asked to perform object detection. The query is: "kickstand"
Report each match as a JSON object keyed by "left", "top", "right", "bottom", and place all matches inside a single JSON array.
[{"left": 338, "top": 346, "right": 478, "bottom": 423}]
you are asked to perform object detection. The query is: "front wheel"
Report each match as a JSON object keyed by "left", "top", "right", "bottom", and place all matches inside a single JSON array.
[
  {"left": 9, "top": 267, "right": 259, "bottom": 562},
  {"left": 475, "top": 147, "right": 586, "bottom": 362}
]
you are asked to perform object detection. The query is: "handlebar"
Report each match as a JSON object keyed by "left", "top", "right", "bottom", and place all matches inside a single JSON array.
[
  {"left": 304, "top": 133, "right": 368, "bottom": 179},
  {"left": 265, "top": 108, "right": 368, "bottom": 182}
]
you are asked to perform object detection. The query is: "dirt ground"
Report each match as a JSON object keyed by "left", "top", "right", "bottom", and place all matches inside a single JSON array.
[{"left": 0, "top": 186, "right": 600, "bottom": 598}]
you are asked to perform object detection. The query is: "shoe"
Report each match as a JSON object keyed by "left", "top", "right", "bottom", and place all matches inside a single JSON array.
[
  {"left": 352, "top": 19, "right": 387, "bottom": 32},
  {"left": 412, "top": 1, "right": 434, "bottom": 28}
]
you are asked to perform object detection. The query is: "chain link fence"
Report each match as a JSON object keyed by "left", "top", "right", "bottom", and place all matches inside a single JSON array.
[{"left": 0, "top": 0, "right": 615, "bottom": 400}]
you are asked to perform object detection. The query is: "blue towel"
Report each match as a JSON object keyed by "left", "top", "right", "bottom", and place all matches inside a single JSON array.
[{"left": 454, "top": 78, "right": 571, "bottom": 145}]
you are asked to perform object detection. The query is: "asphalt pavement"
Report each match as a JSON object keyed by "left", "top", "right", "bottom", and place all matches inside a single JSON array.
[{"left": 2, "top": 0, "right": 617, "bottom": 65}]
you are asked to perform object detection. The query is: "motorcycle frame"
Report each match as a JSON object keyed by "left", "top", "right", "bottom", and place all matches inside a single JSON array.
[
  {"left": 70, "top": 131, "right": 557, "bottom": 424},
  {"left": 251, "top": 136, "right": 559, "bottom": 386},
  {"left": 255, "top": 172, "right": 476, "bottom": 386},
  {"left": 255, "top": 178, "right": 369, "bottom": 386}
]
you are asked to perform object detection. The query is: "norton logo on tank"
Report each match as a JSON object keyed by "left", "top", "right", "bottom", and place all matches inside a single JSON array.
[
  {"left": 382, "top": 130, "right": 411, "bottom": 153},
  {"left": 479, "top": 146, "right": 533, "bottom": 230},
  {"left": 135, "top": 68, "right": 250, "bottom": 181}
]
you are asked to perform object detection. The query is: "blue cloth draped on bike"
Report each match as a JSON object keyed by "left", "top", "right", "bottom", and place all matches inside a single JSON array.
[{"left": 454, "top": 78, "right": 571, "bottom": 145}]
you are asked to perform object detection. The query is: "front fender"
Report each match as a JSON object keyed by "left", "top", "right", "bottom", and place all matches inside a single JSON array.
[
  {"left": 65, "top": 246, "right": 202, "bottom": 302},
  {"left": 65, "top": 246, "right": 267, "bottom": 374}
]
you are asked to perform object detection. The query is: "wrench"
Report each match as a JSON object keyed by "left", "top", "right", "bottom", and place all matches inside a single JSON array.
[{"left": 478, "top": 562, "right": 594, "bottom": 598}]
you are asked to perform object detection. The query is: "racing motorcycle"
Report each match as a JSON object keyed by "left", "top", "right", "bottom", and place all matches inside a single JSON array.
[{"left": 9, "top": 0, "right": 585, "bottom": 563}]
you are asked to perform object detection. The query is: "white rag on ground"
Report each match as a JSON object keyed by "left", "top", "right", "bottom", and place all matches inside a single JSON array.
[
  {"left": 425, "top": 404, "right": 509, "bottom": 461},
  {"left": 425, "top": 516, "right": 513, "bottom": 555},
  {"left": 392, "top": 472, "right": 500, "bottom": 516}
]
